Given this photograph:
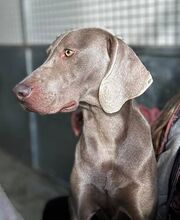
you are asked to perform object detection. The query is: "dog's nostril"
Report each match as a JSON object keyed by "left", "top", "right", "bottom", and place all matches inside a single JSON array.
[{"left": 13, "top": 84, "right": 32, "bottom": 99}]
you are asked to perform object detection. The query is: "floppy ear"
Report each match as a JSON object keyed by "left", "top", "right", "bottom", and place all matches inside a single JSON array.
[{"left": 99, "top": 37, "right": 153, "bottom": 114}]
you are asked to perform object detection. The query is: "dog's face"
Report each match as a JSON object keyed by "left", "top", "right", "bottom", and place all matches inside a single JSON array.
[
  {"left": 13, "top": 29, "right": 110, "bottom": 114},
  {"left": 13, "top": 28, "right": 152, "bottom": 114}
]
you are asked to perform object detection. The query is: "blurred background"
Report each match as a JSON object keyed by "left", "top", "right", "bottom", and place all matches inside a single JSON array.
[{"left": 0, "top": 0, "right": 179, "bottom": 219}]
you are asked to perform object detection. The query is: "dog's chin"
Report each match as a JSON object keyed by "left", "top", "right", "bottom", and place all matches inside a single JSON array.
[
  {"left": 20, "top": 100, "right": 78, "bottom": 115},
  {"left": 20, "top": 103, "right": 35, "bottom": 113},
  {"left": 20, "top": 103, "right": 48, "bottom": 115}
]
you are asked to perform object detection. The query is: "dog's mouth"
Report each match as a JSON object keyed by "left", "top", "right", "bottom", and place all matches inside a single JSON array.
[
  {"left": 19, "top": 100, "right": 77, "bottom": 114},
  {"left": 20, "top": 102, "right": 35, "bottom": 112},
  {"left": 60, "top": 101, "right": 77, "bottom": 112}
]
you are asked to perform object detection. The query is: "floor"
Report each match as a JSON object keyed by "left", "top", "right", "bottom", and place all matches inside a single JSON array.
[{"left": 0, "top": 149, "right": 68, "bottom": 220}]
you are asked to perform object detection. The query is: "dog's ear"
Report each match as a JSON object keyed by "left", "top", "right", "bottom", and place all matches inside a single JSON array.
[{"left": 99, "top": 36, "right": 153, "bottom": 114}]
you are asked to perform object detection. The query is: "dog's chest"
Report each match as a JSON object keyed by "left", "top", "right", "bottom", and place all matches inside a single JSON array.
[{"left": 84, "top": 159, "right": 125, "bottom": 192}]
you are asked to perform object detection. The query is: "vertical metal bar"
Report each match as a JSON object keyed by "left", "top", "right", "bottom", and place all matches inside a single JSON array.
[
  {"left": 19, "top": 0, "right": 40, "bottom": 169},
  {"left": 154, "top": 0, "right": 158, "bottom": 46},
  {"left": 25, "top": 49, "right": 40, "bottom": 169},
  {"left": 174, "top": 0, "right": 178, "bottom": 45}
]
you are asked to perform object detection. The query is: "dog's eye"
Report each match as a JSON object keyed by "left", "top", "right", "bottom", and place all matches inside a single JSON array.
[{"left": 64, "top": 49, "right": 74, "bottom": 57}]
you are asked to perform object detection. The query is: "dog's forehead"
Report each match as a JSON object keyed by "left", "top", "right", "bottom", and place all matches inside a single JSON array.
[
  {"left": 56, "top": 28, "right": 111, "bottom": 48},
  {"left": 47, "top": 28, "right": 113, "bottom": 56}
]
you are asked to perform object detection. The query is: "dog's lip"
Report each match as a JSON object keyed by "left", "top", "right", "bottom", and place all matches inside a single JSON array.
[
  {"left": 20, "top": 102, "right": 34, "bottom": 112},
  {"left": 60, "top": 101, "right": 77, "bottom": 112},
  {"left": 19, "top": 100, "right": 77, "bottom": 114}
]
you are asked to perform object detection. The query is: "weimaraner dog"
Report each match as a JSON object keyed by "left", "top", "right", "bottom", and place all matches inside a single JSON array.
[{"left": 13, "top": 28, "right": 157, "bottom": 220}]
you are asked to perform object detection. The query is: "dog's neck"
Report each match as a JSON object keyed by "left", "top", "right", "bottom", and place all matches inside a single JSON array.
[{"left": 80, "top": 100, "right": 133, "bottom": 147}]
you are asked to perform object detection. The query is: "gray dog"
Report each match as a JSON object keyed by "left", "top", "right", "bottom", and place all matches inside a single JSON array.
[{"left": 13, "top": 28, "right": 157, "bottom": 220}]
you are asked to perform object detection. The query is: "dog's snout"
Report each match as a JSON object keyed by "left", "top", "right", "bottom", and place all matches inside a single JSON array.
[{"left": 13, "top": 84, "right": 32, "bottom": 100}]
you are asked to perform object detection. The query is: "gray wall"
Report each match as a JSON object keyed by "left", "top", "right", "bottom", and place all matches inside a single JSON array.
[
  {"left": 0, "top": 47, "right": 31, "bottom": 164},
  {"left": 135, "top": 48, "right": 180, "bottom": 108}
]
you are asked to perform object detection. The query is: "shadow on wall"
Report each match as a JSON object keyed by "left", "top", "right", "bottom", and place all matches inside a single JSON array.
[
  {"left": 0, "top": 47, "right": 31, "bottom": 164},
  {"left": 136, "top": 51, "right": 180, "bottom": 109}
]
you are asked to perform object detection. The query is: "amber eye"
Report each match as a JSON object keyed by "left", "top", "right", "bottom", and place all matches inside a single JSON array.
[{"left": 64, "top": 49, "right": 74, "bottom": 57}]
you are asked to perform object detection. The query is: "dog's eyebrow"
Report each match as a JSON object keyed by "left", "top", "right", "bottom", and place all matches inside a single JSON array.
[
  {"left": 46, "top": 31, "right": 71, "bottom": 56},
  {"left": 46, "top": 34, "right": 64, "bottom": 55}
]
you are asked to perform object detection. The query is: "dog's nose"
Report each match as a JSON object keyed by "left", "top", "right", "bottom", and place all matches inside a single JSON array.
[{"left": 13, "top": 84, "right": 32, "bottom": 100}]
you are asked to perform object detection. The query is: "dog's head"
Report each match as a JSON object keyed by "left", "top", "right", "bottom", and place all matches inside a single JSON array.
[{"left": 13, "top": 28, "right": 152, "bottom": 114}]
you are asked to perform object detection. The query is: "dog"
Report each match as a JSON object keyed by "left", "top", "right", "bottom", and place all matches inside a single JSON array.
[{"left": 13, "top": 28, "right": 157, "bottom": 220}]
